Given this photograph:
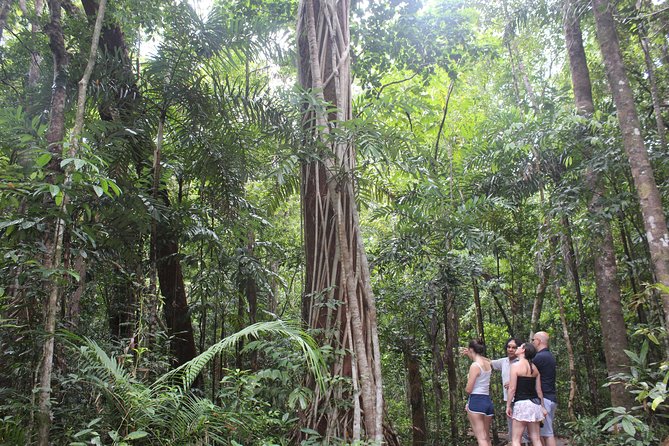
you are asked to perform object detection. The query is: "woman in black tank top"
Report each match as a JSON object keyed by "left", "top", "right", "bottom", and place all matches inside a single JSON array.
[{"left": 505, "top": 342, "right": 548, "bottom": 446}]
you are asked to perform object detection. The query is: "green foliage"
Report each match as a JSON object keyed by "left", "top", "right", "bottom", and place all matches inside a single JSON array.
[
  {"left": 567, "top": 407, "right": 662, "bottom": 446},
  {"left": 66, "top": 321, "right": 325, "bottom": 445},
  {"left": 569, "top": 334, "right": 669, "bottom": 446}
]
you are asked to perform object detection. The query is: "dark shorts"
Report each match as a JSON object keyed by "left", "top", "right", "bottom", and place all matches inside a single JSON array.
[{"left": 468, "top": 394, "right": 494, "bottom": 416}]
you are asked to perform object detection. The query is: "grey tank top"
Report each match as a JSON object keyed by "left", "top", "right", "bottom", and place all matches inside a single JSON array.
[{"left": 472, "top": 362, "right": 491, "bottom": 395}]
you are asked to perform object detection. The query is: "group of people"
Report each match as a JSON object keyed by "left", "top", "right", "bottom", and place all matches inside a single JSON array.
[{"left": 461, "top": 332, "right": 557, "bottom": 446}]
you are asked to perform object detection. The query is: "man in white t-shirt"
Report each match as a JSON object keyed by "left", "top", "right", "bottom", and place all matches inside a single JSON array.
[{"left": 492, "top": 337, "right": 522, "bottom": 444}]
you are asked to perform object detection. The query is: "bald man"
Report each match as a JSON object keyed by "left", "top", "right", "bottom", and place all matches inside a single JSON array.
[{"left": 532, "top": 331, "right": 557, "bottom": 446}]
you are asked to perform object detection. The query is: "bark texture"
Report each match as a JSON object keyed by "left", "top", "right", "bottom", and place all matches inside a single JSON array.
[
  {"left": 36, "top": 2, "right": 68, "bottom": 444},
  {"left": 297, "top": 0, "right": 387, "bottom": 442},
  {"left": 156, "top": 193, "right": 198, "bottom": 368},
  {"left": 592, "top": 0, "right": 669, "bottom": 334},
  {"left": 404, "top": 344, "right": 427, "bottom": 446},
  {"left": 565, "top": 0, "right": 633, "bottom": 408}
]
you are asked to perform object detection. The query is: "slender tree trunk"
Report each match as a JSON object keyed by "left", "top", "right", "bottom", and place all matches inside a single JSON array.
[
  {"left": 511, "top": 40, "right": 539, "bottom": 111},
  {"left": 442, "top": 286, "right": 459, "bottom": 442},
  {"left": 66, "top": 254, "right": 86, "bottom": 328},
  {"left": 0, "top": 0, "right": 11, "bottom": 42},
  {"left": 81, "top": 0, "right": 199, "bottom": 365},
  {"left": 617, "top": 215, "right": 647, "bottom": 323},
  {"left": 37, "top": 1, "right": 106, "bottom": 443},
  {"left": 553, "top": 276, "right": 578, "bottom": 420},
  {"left": 472, "top": 278, "right": 485, "bottom": 343},
  {"left": 404, "top": 343, "right": 427, "bottom": 446},
  {"left": 564, "top": 0, "right": 634, "bottom": 408},
  {"left": 428, "top": 303, "right": 444, "bottom": 443},
  {"left": 246, "top": 232, "right": 258, "bottom": 370},
  {"left": 592, "top": 0, "right": 669, "bottom": 332},
  {"left": 531, "top": 219, "right": 551, "bottom": 335},
  {"left": 297, "top": 0, "right": 387, "bottom": 441},
  {"left": 558, "top": 216, "right": 600, "bottom": 411},
  {"left": 19, "top": 0, "right": 44, "bottom": 89},
  {"left": 505, "top": 43, "right": 522, "bottom": 103},
  {"left": 637, "top": 1, "right": 666, "bottom": 150},
  {"left": 36, "top": 2, "right": 68, "bottom": 443}
]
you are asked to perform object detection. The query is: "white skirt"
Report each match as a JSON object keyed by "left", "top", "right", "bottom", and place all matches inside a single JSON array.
[{"left": 512, "top": 400, "right": 544, "bottom": 422}]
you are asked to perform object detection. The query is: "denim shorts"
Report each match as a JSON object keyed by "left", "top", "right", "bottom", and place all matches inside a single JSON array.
[{"left": 467, "top": 394, "right": 494, "bottom": 416}]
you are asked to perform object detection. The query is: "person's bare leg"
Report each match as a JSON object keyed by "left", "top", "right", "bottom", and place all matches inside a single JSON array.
[
  {"left": 511, "top": 419, "right": 525, "bottom": 446},
  {"left": 467, "top": 411, "right": 491, "bottom": 446},
  {"left": 483, "top": 415, "right": 493, "bottom": 444},
  {"left": 541, "top": 437, "right": 557, "bottom": 446},
  {"left": 527, "top": 422, "right": 541, "bottom": 446}
]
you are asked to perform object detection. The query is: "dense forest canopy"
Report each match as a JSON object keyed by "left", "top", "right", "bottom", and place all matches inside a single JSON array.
[{"left": 0, "top": 0, "right": 669, "bottom": 444}]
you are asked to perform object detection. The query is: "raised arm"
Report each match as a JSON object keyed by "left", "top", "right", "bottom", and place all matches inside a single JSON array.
[{"left": 491, "top": 358, "right": 504, "bottom": 371}]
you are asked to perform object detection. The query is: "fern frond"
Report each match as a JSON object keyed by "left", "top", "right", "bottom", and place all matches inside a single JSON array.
[{"left": 156, "top": 320, "right": 326, "bottom": 392}]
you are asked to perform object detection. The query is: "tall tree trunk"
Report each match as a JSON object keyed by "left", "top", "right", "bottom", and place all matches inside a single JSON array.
[
  {"left": 245, "top": 232, "right": 259, "bottom": 370},
  {"left": 617, "top": 215, "right": 647, "bottom": 323},
  {"left": 81, "top": 0, "right": 198, "bottom": 366},
  {"left": 531, "top": 218, "right": 551, "bottom": 336},
  {"left": 472, "top": 278, "right": 485, "bottom": 343},
  {"left": 553, "top": 276, "right": 578, "bottom": 420},
  {"left": 65, "top": 254, "right": 86, "bottom": 328},
  {"left": 592, "top": 0, "right": 669, "bottom": 333},
  {"left": 0, "top": 0, "right": 11, "bottom": 42},
  {"left": 558, "top": 215, "right": 600, "bottom": 411},
  {"left": 564, "top": 0, "right": 634, "bottom": 408},
  {"left": 428, "top": 303, "right": 444, "bottom": 443},
  {"left": 297, "top": 0, "right": 387, "bottom": 442},
  {"left": 404, "top": 343, "right": 427, "bottom": 446},
  {"left": 156, "top": 197, "right": 198, "bottom": 368},
  {"left": 442, "top": 286, "right": 459, "bottom": 443},
  {"left": 36, "top": 2, "right": 68, "bottom": 444},
  {"left": 637, "top": 1, "right": 666, "bottom": 150},
  {"left": 19, "top": 0, "right": 44, "bottom": 88},
  {"left": 37, "top": 1, "right": 106, "bottom": 443}
]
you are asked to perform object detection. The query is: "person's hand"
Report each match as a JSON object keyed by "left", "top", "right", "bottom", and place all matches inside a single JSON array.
[
  {"left": 504, "top": 382, "right": 509, "bottom": 390},
  {"left": 459, "top": 347, "right": 468, "bottom": 356},
  {"left": 541, "top": 406, "right": 548, "bottom": 416},
  {"left": 465, "top": 402, "right": 469, "bottom": 412},
  {"left": 506, "top": 406, "right": 512, "bottom": 418}
]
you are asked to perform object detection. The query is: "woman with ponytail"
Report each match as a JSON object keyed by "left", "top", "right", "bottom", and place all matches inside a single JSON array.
[
  {"left": 505, "top": 342, "right": 548, "bottom": 446},
  {"left": 462, "top": 339, "right": 494, "bottom": 446}
]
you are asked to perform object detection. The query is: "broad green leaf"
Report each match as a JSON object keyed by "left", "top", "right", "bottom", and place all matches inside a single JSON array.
[
  {"left": 87, "top": 417, "right": 102, "bottom": 427},
  {"left": 108, "top": 181, "right": 121, "bottom": 196},
  {"left": 93, "top": 185, "right": 103, "bottom": 197},
  {"left": 36, "top": 153, "right": 52, "bottom": 168},
  {"left": 73, "top": 428, "right": 93, "bottom": 438},
  {"left": 651, "top": 396, "right": 665, "bottom": 411},
  {"left": 49, "top": 184, "right": 60, "bottom": 197},
  {"left": 620, "top": 417, "right": 635, "bottom": 436},
  {"left": 124, "top": 430, "right": 148, "bottom": 440},
  {"left": 0, "top": 219, "right": 23, "bottom": 230}
]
